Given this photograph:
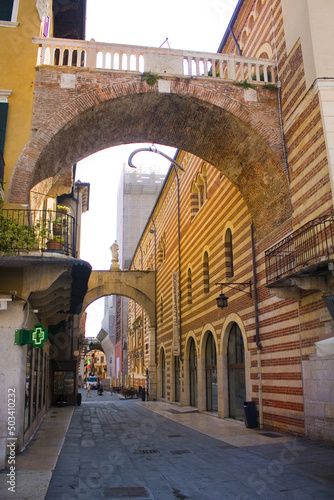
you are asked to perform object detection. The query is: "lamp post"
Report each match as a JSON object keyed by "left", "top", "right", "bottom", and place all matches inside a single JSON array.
[
  {"left": 128, "top": 146, "right": 184, "bottom": 363},
  {"left": 128, "top": 145, "right": 185, "bottom": 173}
]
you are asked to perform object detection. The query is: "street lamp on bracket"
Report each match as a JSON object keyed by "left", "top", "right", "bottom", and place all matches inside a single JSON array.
[
  {"left": 128, "top": 144, "right": 185, "bottom": 172},
  {"left": 128, "top": 144, "right": 184, "bottom": 363},
  {"left": 216, "top": 281, "right": 252, "bottom": 309}
]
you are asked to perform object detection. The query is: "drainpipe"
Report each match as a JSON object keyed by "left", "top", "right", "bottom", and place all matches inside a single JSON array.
[
  {"left": 229, "top": 27, "right": 242, "bottom": 55},
  {"left": 138, "top": 245, "right": 143, "bottom": 270},
  {"left": 251, "top": 222, "right": 263, "bottom": 429},
  {"left": 150, "top": 216, "right": 157, "bottom": 365},
  {"left": 270, "top": 6, "right": 290, "bottom": 181},
  {"left": 172, "top": 165, "right": 182, "bottom": 362}
]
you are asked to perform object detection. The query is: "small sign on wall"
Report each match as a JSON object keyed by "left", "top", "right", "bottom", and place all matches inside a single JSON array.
[{"left": 15, "top": 324, "right": 48, "bottom": 348}]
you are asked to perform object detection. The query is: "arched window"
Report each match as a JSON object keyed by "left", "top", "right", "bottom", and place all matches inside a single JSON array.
[
  {"left": 241, "top": 29, "right": 248, "bottom": 48},
  {"left": 255, "top": 0, "right": 263, "bottom": 18},
  {"left": 160, "top": 296, "right": 163, "bottom": 324},
  {"left": 187, "top": 268, "right": 192, "bottom": 305},
  {"left": 197, "top": 175, "right": 205, "bottom": 207},
  {"left": 205, "top": 332, "right": 218, "bottom": 412},
  {"left": 225, "top": 229, "right": 234, "bottom": 278},
  {"left": 203, "top": 252, "right": 210, "bottom": 293},
  {"left": 191, "top": 182, "right": 199, "bottom": 219},
  {"left": 248, "top": 14, "right": 256, "bottom": 31},
  {"left": 190, "top": 164, "right": 207, "bottom": 220},
  {"left": 157, "top": 234, "right": 166, "bottom": 267}
]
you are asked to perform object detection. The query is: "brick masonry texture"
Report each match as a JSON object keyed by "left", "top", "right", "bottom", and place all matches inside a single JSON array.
[{"left": 8, "top": 67, "right": 291, "bottom": 240}]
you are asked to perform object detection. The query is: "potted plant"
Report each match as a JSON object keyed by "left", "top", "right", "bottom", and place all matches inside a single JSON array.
[
  {"left": 46, "top": 236, "right": 64, "bottom": 251},
  {"left": 56, "top": 205, "right": 70, "bottom": 214},
  {"left": 52, "top": 218, "right": 63, "bottom": 235},
  {"left": 0, "top": 196, "right": 39, "bottom": 254}
]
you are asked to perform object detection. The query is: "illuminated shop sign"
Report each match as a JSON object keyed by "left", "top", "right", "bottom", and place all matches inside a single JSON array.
[{"left": 14, "top": 324, "right": 48, "bottom": 348}]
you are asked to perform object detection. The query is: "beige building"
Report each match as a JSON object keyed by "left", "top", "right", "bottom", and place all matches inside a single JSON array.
[{"left": 0, "top": 1, "right": 89, "bottom": 470}]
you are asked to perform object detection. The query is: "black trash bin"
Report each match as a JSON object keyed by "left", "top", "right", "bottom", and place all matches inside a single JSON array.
[
  {"left": 76, "top": 392, "right": 82, "bottom": 406},
  {"left": 141, "top": 389, "right": 146, "bottom": 401},
  {"left": 244, "top": 401, "right": 257, "bottom": 428}
]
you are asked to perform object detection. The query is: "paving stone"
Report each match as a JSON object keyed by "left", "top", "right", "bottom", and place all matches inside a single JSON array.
[{"left": 12, "top": 393, "right": 334, "bottom": 500}]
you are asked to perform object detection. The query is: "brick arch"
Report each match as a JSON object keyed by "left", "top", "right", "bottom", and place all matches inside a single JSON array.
[{"left": 8, "top": 72, "right": 291, "bottom": 237}]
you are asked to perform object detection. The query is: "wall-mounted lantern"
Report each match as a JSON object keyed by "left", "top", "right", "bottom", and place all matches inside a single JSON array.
[{"left": 216, "top": 281, "right": 252, "bottom": 308}]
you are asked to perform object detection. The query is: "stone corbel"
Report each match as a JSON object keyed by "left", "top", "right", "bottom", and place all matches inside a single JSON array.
[
  {"left": 36, "top": 0, "right": 52, "bottom": 21},
  {"left": 269, "top": 286, "right": 300, "bottom": 300},
  {"left": 328, "top": 262, "right": 334, "bottom": 276},
  {"left": 290, "top": 276, "right": 330, "bottom": 293},
  {"left": 270, "top": 275, "right": 334, "bottom": 300}
]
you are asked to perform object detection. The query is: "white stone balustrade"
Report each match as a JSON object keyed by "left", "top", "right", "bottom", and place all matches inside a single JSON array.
[{"left": 32, "top": 37, "right": 276, "bottom": 84}]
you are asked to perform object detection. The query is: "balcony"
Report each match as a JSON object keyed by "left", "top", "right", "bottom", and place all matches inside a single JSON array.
[
  {"left": 0, "top": 208, "right": 77, "bottom": 257},
  {"left": 32, "top": 37, "right": 276, "bottom": 84},
  {"left": 265, "top": 213, "right": 334, "bottom": 289}
]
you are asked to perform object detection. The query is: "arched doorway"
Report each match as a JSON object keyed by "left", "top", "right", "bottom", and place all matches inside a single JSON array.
[
  {"left": 228, "top": 323, "right": 246, "bottom": 420},
  {"left": 160, "top": 349, "right": 166, "bottom": 399},
  {"left": 189, "top": 338, "right": 197, "bottom": 407},
  {"left": 205, "top": 332, "right": 218, "bottom": 412}
]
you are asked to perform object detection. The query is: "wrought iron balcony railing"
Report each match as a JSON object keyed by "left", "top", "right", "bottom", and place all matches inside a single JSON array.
[
  {"left": 265, "top": 212, "right": 334, "bottom": 285},
  {"left": 0, "top": 208, "right": 76, "bottom": 257}
]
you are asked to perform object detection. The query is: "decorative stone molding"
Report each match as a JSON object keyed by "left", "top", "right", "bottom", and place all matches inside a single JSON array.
[
  {"left": 0, "top": 90, "right": 12, "bottom": 103},
  {"left": 36, "top": 0, "right": 52, "bottom": 21},
  {"left": 314, "top": 78, "right": 334, "bottom": 94}
]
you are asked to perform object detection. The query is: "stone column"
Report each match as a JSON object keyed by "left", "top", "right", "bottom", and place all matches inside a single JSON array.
[
  {"left": 197, "top": 355, "right": 206, "bottom": 413},
  {"left": 181, "top": 357, "right": 190, "bottom": 406},
  {"left": 217, "top": 353, "right": 225, "bottom": 418}
]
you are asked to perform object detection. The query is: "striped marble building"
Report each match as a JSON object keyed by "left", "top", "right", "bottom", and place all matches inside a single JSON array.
[{"left": 127, "top": 0, "right": 334, "bottom": 442}]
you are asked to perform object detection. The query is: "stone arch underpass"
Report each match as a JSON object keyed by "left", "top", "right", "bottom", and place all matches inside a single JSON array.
[
  {"left": 82, "top": 270, "right": 156, "bottom": 329},
  {"left": 8, "top": 67, "right": 293, "bottom": 240}
]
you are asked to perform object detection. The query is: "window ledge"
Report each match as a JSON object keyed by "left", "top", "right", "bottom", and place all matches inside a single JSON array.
[
  {"left": 190, "top": 199, "right": 208, "bottom": 222},
  {"left": 0, "top": 21, "right": 19, "bottom": 28},
  {"left": 0, "top": 90, "right": 12, "bottom": 103}
]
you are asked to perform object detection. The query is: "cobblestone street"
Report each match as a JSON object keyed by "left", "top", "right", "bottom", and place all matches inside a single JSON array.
[{"left": 43, "top": 394, "right": 334, "bottom": 500}]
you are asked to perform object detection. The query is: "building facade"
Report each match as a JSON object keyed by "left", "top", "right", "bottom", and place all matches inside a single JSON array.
[
  {"left": 101, "top": 163, "right": 168, "bottom": 388},
  {"left": 128, "top": 0, "right": 334, "bottom": 443},
  {"left": 2, "top": 0, "right": 334, "bottom": 472},
  {"left": 0, "top": 0, "right": 90, "bottom": 470}
]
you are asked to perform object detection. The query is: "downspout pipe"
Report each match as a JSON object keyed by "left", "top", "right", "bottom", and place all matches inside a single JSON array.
[
  {"left": 270, "top": 5, "right": 290, "bottom": 181},
  {"left": 229, "top": 27, "right": 242, "bottom": 55},
  {"left": 151, "top": 215, "right": 157, "bottom": 366},
  {"left": 251, "top": 222, "right": 263, "bottom": 429},
  {"left": 172, "top": 165, "right": 182, "bottom": 362}
]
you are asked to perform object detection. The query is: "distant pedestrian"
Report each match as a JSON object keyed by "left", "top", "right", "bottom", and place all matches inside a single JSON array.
[{"left": 86, "top": 384, "right": 91, "bottom": 397}]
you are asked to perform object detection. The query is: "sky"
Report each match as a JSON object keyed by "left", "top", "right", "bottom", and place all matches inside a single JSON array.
[{"left": 77, "top": 0, "right": 238, "bottom": 337}]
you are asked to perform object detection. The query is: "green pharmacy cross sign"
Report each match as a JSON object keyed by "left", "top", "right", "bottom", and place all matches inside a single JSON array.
[{"left": 15, "top": 324, "right": 48, "bottom": 348}]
